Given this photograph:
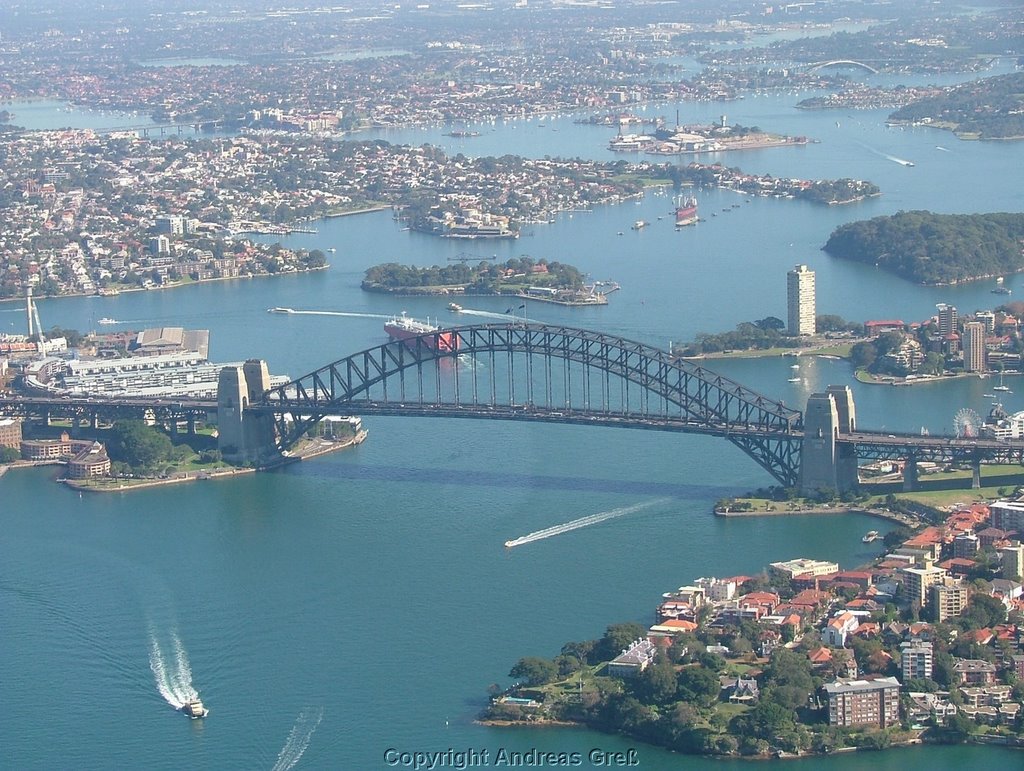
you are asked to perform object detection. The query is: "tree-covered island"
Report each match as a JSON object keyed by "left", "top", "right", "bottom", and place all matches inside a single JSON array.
[
  {"left": 484, "top": 503, "right": 1024, "bottom": 757},
  {"left": 361, "top": 256, "right": 586, "bottom": 297},
  {"left": 823, "top": 211, "right": 1024, "bottom": 285}
]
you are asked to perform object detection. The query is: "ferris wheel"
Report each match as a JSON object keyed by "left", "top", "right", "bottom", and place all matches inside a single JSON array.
[{"left": 953, "top": 407, "right": 982, "bottom": 438}]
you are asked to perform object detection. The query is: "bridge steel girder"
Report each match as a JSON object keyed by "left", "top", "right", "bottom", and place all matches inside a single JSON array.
[
  {"left": 842, "top": 439, "right": 1024, "bottom": 467},
  {"left": 0, "top": 397, "right": 213, "bottom": 426},
  {"left": 257, "top": 323, "right": 805, "bottom": 484}
]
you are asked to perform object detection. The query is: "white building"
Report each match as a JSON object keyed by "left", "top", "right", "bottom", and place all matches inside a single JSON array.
[
  {"left": 787, "top": 264, "right": 815, "bottom": 336},
  {"left": 63, "top": 353, "right": 288, "bottom": 399}
]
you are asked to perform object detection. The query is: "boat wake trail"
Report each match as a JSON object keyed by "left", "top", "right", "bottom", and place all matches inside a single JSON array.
[
  {"left": 269, "top": 308, "right": 393, "bottom": 320},
  {"left": 148, "top": 627, "right": 199, "bottom": 710},
  {"left": 459, "top": 308, "right": 542, "bottom": 324},
  {"left": 857, "top": 142, "right": 914, "bottom": 167},
  {"left": 504, "top": 498, "right": 669, "bottom": 548},
  {"left": 271, "top": 706, "right": 325, "bottom": 771}
]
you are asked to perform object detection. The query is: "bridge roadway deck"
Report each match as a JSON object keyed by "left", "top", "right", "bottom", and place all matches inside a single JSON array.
[
  {"left": 4, "top": 395, "right": 1024, "bottom": 466},
  {"left": 0, "top": 394, "right": 216, "bottom": 420},
  {"left": 256, "top": 401, "right": 805, "bottom": 439}
]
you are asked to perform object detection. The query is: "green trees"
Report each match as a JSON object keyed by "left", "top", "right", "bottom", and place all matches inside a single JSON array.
[
  {"left": 889, "top": 72, "right": 1024, "bottom": 139},
  {"left": 824, "top": 211, "right": 1024, "bottom": 284},
  {"left": 107, "top": 421, "right": 178, "bottom": 472},
  {"left": 508, "top": 657, "right": 558, "bottom": 686},
  {"left": 594, "top": 623, "right": 647, "bottom": 662},
  {"left": 675, "top": 665, "right": 720, "bottom": 708},
  {"left": 632, "top": 659, "right": 678, "bottom": 705}
]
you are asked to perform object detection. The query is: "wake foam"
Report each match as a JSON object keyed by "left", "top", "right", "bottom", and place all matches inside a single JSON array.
[
  {"left": 504, "top": 498, "right": 668, "bottom": 548},
  {"left": 148, "top": 627, "right": 199, "bottom": 710},
  {"left": 271, "top": 706, "right": 325, "bottom": 771}
]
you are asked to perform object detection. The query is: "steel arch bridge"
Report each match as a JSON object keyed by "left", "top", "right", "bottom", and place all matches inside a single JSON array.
[
  {"left": 256, "top": 323, "right": 805, "bottom": 486},
  {"left": 805, "top": 59, "right": 880, "bottom": 74}
]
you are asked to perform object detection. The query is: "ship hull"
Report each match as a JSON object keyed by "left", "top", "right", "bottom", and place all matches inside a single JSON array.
[
  {"left": 674, "top": 196, "right": 698, "bottom": 227},
  {"left": 385, "top": 322, "right": 459, "bottom": 353}
]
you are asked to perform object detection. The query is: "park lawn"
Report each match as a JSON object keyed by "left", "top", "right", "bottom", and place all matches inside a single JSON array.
[{"left": 713, "top": 702, "right": 751, "bottom": 721}]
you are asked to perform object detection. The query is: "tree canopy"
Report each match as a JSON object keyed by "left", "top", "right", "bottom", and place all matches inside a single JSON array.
[{"left": 823, "top": 210, "right": 1024, "bottom": 285}]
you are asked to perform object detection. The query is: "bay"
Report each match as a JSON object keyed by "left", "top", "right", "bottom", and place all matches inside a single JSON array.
[{"left": 2, "top": 65, "right": 1024, "bottom": 769}]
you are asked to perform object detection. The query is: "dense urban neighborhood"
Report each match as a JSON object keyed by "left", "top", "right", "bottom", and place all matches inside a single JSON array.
[{"left": 488, "top": 499, "right": 1024, "bottom": 756}]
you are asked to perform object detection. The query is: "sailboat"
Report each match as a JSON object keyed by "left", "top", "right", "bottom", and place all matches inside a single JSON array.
[{"left": 994, "top": 370, "right": 1012, "bottom": 393}]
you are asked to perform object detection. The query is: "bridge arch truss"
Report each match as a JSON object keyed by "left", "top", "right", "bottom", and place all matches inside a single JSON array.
[{"left": 259, "top": 323, "right": 805, "bottom": 485}]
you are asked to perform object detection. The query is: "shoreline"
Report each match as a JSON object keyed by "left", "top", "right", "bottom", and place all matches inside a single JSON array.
[
  {"left": 0, "top": 263, "right": 330, "bottom": 308},
  {"left": 53, "top": 430, "right": 368, "bottom": 494},
  {"left": 857, "top": 369, "right": 1022, "bottom": 387},
  {"left": 713, "top": 504, "right": 916, "bottom": 527}
]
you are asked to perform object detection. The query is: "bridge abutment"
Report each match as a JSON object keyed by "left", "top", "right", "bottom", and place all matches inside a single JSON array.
[
  {"left": 800, "top": 386, "right": 859, "bottom": 495},
  {"left": 217, "top": 359, "right": 277, "bottom": 465}
]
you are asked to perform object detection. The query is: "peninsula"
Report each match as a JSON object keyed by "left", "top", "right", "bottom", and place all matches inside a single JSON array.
[
  {"left": 887, "top": 72, "right": 1024, "bottom": 141},
  {"left": 486, "top": 498, "right": 1024, "bottom": 757}
]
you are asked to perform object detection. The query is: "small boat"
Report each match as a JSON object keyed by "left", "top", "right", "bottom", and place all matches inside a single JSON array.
[
  {"left": 267, "top": 307, "right": 294, "bottom": 314},
  {"left": 97, "top": 318, "right": 118, "bottom": 325},
  {"left": 447, "top": 302, "right": 463, "bottom": 312},
  {"left": 631, "top": 220, "right": 647, "bottom": 230},
  {"left": 787, "top": 377, "right": 801, "bottom": 383},
  {"left": 862, "top": 530, "right": 880, "bottom": 543},
  {"left": 181, "top": 698, "right": 209, "bottom": 719},
  {"left": 790, "top": 363, "right": 800, "bottom": 370},
  {"left": 983, "top": 393, "right": 996, "bottom": 398},
  {"left": 327, "top": 247, "right": 336, "bottom": 253}
]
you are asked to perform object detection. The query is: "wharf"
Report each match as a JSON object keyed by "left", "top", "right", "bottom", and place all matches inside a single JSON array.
[{"left": 515, "top": 292, "right": 608, "bottom": 307}]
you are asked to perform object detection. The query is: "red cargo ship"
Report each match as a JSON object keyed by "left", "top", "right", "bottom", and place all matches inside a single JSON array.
[
  {"left": 675, "top": 195, "right": 698, "bottom": 227},
  {"left": 385, "top": 313, "right": 459, "bottom": 352}
]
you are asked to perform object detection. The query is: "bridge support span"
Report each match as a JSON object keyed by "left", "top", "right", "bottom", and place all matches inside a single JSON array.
[
  {"left": 217, "top": 359, "right": 277, "bottom": 465},
  {"left": 800, "top": 386, "right": 858, "bottom": 494}
]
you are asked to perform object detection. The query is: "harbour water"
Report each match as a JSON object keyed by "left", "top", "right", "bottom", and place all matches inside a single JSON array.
[{"left": 2, "top": 66, "right": 1023, "bottom": 768}]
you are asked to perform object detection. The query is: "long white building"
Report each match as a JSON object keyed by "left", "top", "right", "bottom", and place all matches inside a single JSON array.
[{"left": 63, "top": 353, "right": 288, "bottom": 399}]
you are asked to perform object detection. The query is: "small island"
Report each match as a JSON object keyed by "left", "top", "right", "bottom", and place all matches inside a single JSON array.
[
  {"left": 485, "top": 497, "right": 1024, "bottom": 757},
  {"left": 823, "top": 211, "right": 1024, "bottom": 285},
  {"left": 361, "top": 256, "right": 609, "bottom": 305}
]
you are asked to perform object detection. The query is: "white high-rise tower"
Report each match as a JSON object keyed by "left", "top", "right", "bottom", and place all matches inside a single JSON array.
[{"left": 787, "top": 264, "right": 816, "bottom": 336}]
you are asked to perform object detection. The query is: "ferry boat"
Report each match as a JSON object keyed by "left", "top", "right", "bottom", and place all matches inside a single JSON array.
[
  {"left": 674, "top": 195, "right": 698, "bottom": 227},
  {"left": 97, "top": 318, "right": 118, "bottom": 325},
  {"left": 862, "top": 530, "right": 880, "bottom": 543},
  {"left": 181, "top": 698, "right": 208, "bottom": 719},
  {"left": 385, "top": 313, "right": 458, "bottom": 352}
]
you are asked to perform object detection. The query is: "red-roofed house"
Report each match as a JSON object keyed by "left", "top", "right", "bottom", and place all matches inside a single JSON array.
[
  {"left": 865, "top": 320, "right": 905, "bottom": 335},
  {"left": 824, "top": 612, "right": 860, "bottom": 646}
]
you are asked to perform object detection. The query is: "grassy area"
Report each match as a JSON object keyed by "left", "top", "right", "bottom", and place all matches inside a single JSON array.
[
  {"left": 727, "top": 465, "right": 1024, "bottom": 516},
  {"left": 713, "top": 702, "right": 751, "bottom": 721}
]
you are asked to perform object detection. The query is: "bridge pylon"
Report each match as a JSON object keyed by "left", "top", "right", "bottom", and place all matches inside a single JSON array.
[
  {"left": 800, "top": 385, "right": 859, "bottom": 495},
  {"left": 217, "top": 359, "right": 278, "bottom": 465}
]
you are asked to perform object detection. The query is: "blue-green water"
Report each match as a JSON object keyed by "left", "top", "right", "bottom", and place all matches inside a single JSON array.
[{"left": 2, "top": 69, "right": 1024, "bottom": 768}]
